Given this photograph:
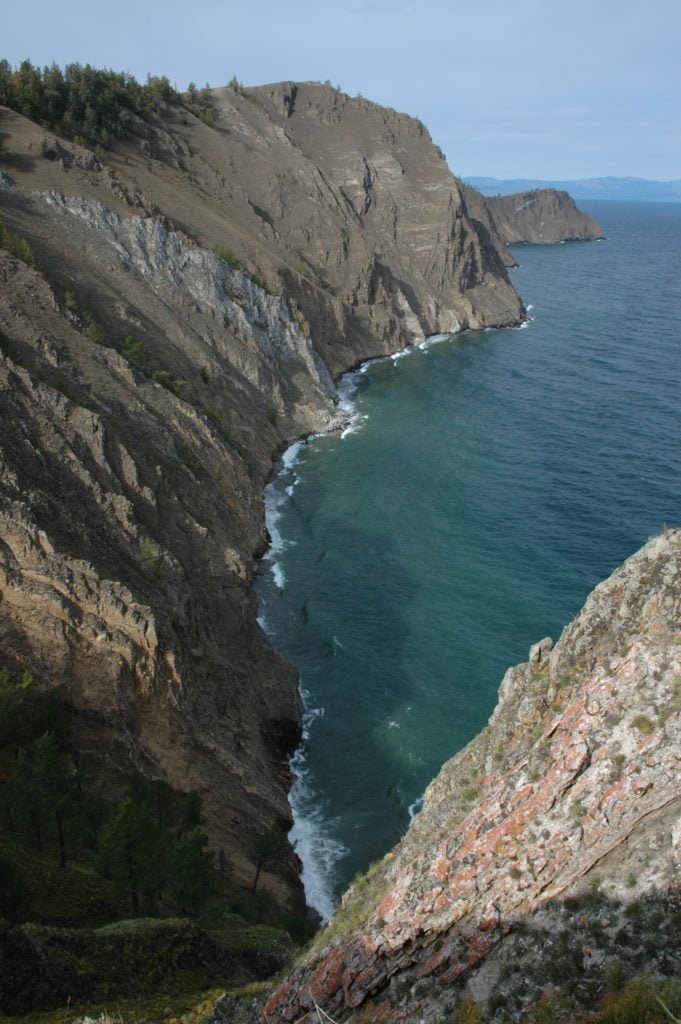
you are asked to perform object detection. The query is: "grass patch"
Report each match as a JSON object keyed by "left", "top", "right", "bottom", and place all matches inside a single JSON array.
[
  {"left": 461, "top": 786, "right": 480, "bottom": 802},
  {"left": 0, "top": 841, "right": 124, "bottom": 927},
  {"left": 597, "top": 977, "right": 681, "bottom": 1023},
  {"left": 215, "top": 246, "right": 241, "bottom": 269}
]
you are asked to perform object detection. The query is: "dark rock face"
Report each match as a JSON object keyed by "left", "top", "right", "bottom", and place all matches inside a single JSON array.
[
  {"left": 265, "top": 530, "right": 681, "bottom": 1022},
  {"left": 0, "top": 86, "right": 524, "bottom": 898},
  {"left": 484, "top": 188, "right": 604, "bottom": 244}
]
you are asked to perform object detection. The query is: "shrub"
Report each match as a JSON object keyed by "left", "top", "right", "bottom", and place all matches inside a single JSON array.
[
  {"left": 452, "top": 999, "right": 483, "bottom": 1024},
  {"left": 137, "top": 540, "right": 162, "bottom": 576},
  {"left": 0, "top": 220, "right": 40, "bottom": 269},
  {"left": 215, "top": 245, "right": 241, "bottom": 269},
  {"left": 86, "top": 320, "right": 105, "bottom": 344},
  {"left": 597, "top": 978, "right": 681, "bottom": 1023}
]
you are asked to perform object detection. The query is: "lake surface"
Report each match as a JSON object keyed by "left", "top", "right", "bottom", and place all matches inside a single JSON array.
[{"left": 256, "top": 202, "right": 681, "bottom": 918}]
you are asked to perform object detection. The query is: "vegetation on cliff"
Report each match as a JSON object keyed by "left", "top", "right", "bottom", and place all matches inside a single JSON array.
[
  {"left": 0, "top": 667, "right": 312, "bottom": 1015},
  {"left": 0, "top": 668, "right": 212, "bottom": 915},
  {"left": 0, "top": 59, "right": 179, "bottom": 149}
]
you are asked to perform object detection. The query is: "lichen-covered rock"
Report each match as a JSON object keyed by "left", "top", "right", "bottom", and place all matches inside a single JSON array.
[{"left": 266, "top": 530, "right": 681, "bottom": 1022}]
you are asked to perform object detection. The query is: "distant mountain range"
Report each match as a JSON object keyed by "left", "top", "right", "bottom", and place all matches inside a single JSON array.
[{"left": 465, "top": 176, "right": 681, "bottom": 203}]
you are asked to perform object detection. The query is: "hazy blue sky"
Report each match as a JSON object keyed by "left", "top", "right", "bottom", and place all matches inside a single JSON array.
[{"left": 3, "top": 0, "right": 680, "bottom": 179}]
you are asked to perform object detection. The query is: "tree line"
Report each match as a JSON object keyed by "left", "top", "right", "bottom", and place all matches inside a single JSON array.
[{"left": 0, "top": 59, "right": 180, "bottom": 148}]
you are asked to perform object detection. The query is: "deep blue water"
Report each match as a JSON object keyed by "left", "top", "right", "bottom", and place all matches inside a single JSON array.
[{"left": 256, "top": 202, "right": 681, "bottom": 918}]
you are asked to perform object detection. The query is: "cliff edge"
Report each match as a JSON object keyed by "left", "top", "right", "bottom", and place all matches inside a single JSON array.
[
  {"left": 265, "top": 529, "right": 681, "bottom": 1022},
  {"left": 485, "top": 188, "right": 604, "bottom": 244}
]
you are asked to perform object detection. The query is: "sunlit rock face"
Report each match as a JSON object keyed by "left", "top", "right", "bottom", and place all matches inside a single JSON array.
[{"left": 265, "top": 530, "right": 681, "bottom": 1021}]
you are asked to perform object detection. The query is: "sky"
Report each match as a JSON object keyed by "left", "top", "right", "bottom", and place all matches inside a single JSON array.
[{"left": 3, "top": 0, "right": 680, "bottom": 180}]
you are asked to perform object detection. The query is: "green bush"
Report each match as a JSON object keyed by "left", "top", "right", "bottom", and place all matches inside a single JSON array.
[
  {"left": 0, "top": 220, "right": 40, "bottom": 268},
  {"left": 215, "top": 245, "right": 241, "bottom": 269}
]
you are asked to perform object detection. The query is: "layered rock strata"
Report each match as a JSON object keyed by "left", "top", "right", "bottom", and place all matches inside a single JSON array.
[{"left": 265, "top": 529, "right": 681, "bottom": 1020}]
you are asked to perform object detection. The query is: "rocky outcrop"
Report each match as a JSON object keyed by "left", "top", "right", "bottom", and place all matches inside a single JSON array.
[
  {"left": 484, "top": 188, "right": 604, "bottom": 244},
  {"left": 265, "top": 529, "right": 681, "bottom": 1021},
  {"left": 0, "top": 85, "right": 525, "bottom": 899}
]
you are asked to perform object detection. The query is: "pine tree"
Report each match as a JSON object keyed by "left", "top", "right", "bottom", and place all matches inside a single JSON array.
[{"left": 167, "top": 828, "right": 213, "bottom": 915}]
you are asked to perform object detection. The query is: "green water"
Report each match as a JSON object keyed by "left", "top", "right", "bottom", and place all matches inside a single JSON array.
[{"left": 257, "top": 202, "right": 681, "bottom": 917}]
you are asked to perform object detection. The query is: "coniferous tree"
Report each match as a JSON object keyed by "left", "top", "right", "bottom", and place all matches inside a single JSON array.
[
  {"left": 11, "top": 732, "right": 75, "bottom": 865},
  {"left": 167, "top": 827, "right": 213, "bottom": 915},
  {"left": 96, "top": 797, "right": 165, "bottom": 914}
]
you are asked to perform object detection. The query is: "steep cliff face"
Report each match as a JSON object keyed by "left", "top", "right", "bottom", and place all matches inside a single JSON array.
[
  {"left": 484, "top": 188, "right": 604, "bottom": 244},
  {"left": 0, "top": 195, "right": 324, "bottom": 882},
  {"left": 265, "top": 530, "right": 681, "bottom": 1021},
  {"left": 243, "top": 83, "right": 524, "bottom": 355},
  {"left": 0, "top": 85, "right": 524, "bottom": 896}
]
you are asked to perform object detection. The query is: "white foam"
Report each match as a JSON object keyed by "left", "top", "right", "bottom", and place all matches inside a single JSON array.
[
  {"left": 418, "top": 333, "right": 450, "bottom": 351},
  {"left": 257, "top": 452, "right": 348, "bottom": 917},
  {"left": 281, "top": 440, "right": 304, "bottom": 470},
  {"left": 391, "top": 348, "right": 410, "bottom": 362},
  {"left": 340, "top": 413, "right": 368, "bottom": 439},
  {"left": 288, "top": 691, "right": 347, "bottom": 920},
  {"left": 270, "top": 560, "right": 286, "bottom": 589},
  {"left": 408, "top": 794, "right": 424, "bottom": 821},
  {"left": 336, "top": 371, "right": 368, "bottom": 439},
  {"left": 289, "top": 798, "right": 347, "bottom": 921},
  {"left": 261, "top": 442, "right": 305, "bottom": 589},
  {"left": 526, "top": 304, "right": 535, "bottom": 312}
]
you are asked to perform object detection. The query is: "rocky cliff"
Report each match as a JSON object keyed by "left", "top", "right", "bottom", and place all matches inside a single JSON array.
[
  {"left": 0, "top": 81, "right": 526, "bottom": 899},
  {"left": 484, "top": 188, "right": 604, "bottom": 244},
  {"left": 265, "top": 529, "right": 681, "bottom": 1021}
]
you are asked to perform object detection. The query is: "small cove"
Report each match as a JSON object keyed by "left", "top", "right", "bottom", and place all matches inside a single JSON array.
[{"left": 256, "top": 201, "right": 681, "bottom": 919}]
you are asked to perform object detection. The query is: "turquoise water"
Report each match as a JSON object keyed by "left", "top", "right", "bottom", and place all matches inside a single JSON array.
[{"left": 256, "top": 202, "right": 681, "bottom": 918}]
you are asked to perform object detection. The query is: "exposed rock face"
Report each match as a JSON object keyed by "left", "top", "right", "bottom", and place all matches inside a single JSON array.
[
  {"left": 242, "top": 83, "right": 524, "bottom": 354},
  {"left": 265, "top": 530, "right": 681, "bottom": 1021},
  {"left": 0, "top": 86, "right": 525, "bottom": 896},
  {"left": 485, "top": 188, "right": 604, "bottom": 244}
]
